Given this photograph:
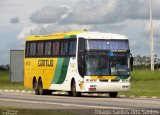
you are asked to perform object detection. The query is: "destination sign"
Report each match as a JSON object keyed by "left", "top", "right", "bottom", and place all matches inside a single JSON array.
[{"left": 110, "top": 50, "right": 127, "bottom": 52}]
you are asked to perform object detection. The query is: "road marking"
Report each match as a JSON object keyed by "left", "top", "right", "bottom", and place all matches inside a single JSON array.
[
  {"left": 0, "top": 98, "right": 124, "bottom": 109},
  {"left": 0, "top": 90, "right": 159, "bottom": 99},
  {"left": 0, "top": 92, "right": 160, "bottom": 105}
]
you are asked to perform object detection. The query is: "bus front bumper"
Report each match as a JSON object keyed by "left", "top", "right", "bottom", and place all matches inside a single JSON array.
[{"left": 82, "top": 82, "right": 130, "bottom": 92}]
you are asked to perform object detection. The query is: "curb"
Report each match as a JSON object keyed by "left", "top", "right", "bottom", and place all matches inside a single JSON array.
[
  {"left": 0, "top": 89, "right": 35, "bottom": 94},
  {"left": 0, "top": 89, "right": 159, "bottom": 99}
]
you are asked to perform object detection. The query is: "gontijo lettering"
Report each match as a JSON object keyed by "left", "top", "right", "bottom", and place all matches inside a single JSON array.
[{"left": 38, "top": 60, "right": 53, "bottom": 67}]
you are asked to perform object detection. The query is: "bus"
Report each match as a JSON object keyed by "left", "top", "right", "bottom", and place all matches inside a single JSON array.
[{"left": 24, "top": 31, "right": 132, "bottom": 97}]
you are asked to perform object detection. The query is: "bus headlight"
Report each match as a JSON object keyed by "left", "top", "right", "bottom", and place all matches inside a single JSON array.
[
  {"left": 122, "top": 79, "right": 130, "bottom": 82},
  {"left": 86, "top": 79, "right": 89, "bottom": 82}
]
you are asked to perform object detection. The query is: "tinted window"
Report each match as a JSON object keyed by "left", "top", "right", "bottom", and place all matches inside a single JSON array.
[
  {"left": 60, "top": 41, "right": 68, "bottom": 55},
  {"left": 69, "top": 40, "right": 76, "bottom": 55},
  {"left": 44, "top": 42, "right": 51, "bottom": 55},
  {"left": 52, "top": 41, "right": 60, "bottom": 55},
  {"left": 25, "top": 42, "right": 30, "bottom": 56},
  {"left": 25, "top": 38, "right": 77, "bottom": 57},
  {"left": 30, "top": 42, "right": 36, "bottom": 56},
  {"left": 87, "top": 39, "right": 129, "bottom": 50},
  {"left": 37, "top": 42, "right": 44, "bottom": 55}
]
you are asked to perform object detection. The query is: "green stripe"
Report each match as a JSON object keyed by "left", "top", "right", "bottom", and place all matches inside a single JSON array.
[
  {"left": 64, "top": 35, "right": 76, "bottom": 39},
  {"left": 52, "top": 58, "right": 70, "bottom": 84},
  {"left": 52, "top": 58, "right": 64, "bottom": 84},
  {"left": 57, "top": 58, "right": 70, "bottom": 84},
  {"left": 52, "top": 35, "right": 75, "bottom": 84}
]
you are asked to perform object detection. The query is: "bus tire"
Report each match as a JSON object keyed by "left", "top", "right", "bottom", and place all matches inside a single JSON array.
[
  {"left": 38, "top": 78, "right": 43, "bottom": 95},
  {"left": 33, "top": 80, "right": 39, "bottom": 95},
  {"left": 109, "top": 92, "right": 118, "bottom": 98},
  {"left": 71, "top": 80, "right": 81, "bottom": 97}
]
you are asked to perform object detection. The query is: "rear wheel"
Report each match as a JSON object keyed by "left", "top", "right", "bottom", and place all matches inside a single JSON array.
[
  {"left": 37, "top": 79, "right": 52, "bottom": 95},
  {"left": 109, "top": 92, "right": 118, "bottom": 98},
  {"left": 38, "top": 79, "right": 43, "bottom": 95},
  {"left": 33, "top": 80, "right": 39, "bottom": 95}
]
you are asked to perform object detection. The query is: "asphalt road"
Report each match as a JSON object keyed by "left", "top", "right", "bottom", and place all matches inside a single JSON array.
[{"left": 0, "top": 92, "right": 160, "bottom": 110}]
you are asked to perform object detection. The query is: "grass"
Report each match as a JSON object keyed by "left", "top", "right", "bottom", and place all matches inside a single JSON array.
[
  {"left": 0, "top": 70, "right": 160, "bottom": 97},
  {"left": 120, "top": 69, "right": 160, "bottom": 97},
  {"left": 121, "top": 80, "right": 160, "bottom": 97},
  {"left": 0, "top": 71, "right": 29, "bottom": 90},
  {"left": 131, "top": 69, "right": 160, "bottom": 81}
]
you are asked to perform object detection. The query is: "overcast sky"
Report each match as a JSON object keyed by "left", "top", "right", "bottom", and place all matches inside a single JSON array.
[{"left": 0, "top": 0, "right": 160, "bottom": 64}]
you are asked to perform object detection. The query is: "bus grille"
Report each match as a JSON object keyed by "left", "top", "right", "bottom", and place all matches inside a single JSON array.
[
  {"left": 111, "top": 79, "right": 120, "bottom": 82},
  {"left": 99, "top": 80, "right": 108, "bottom": 82}
]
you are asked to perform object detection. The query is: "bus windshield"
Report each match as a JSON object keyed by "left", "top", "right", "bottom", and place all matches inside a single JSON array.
[
  {"left": 85, "top": 51, "right": 129, "bottom": 76},
  {"left": 85, "top": 52, "right": 109, "bottom": 76},
  {"left": 110, "top": 52, "right": 129, "bottom": 76}
]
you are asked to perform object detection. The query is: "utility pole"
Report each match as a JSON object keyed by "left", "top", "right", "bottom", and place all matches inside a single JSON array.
[{"left": 150, "top": 0, "right": 154, "bottom": 70}]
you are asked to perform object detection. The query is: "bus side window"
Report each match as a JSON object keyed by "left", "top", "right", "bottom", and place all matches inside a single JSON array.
[
  {"left": 29, "top": 42, "right": 36, "bottom": 56},
  {"left": 60, "top": 40, "right": 69, "bottom": 56},
  {"left": 37, "top": 42, "right": 44, "bottom": 56},
  {"left": 25, "top": 42, "right": 30, "bottom": 57},
  {"left": 44, "top": 41, "right": 52, "bottom": 56},
  {"left": 52, "top": 41, "right": 60, "bottom": 56},
  {"left": 64, "top": 41, "right": 69, "bottom": 55},
  {"left": 69, "top": 40, "right": 76, "bottom": 56}
]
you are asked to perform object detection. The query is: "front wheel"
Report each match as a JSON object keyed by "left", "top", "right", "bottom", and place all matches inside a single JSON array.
[
  {"left": 70, "top": 80, "right": 81, "bottom": 97},
  {"left": 109, "top": 92, "right": 118, "bottom": 98}
]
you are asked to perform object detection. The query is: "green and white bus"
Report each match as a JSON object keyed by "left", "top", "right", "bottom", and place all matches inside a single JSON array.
[{"left": 24, "top": 31, "right": 132, "bottom": 97}]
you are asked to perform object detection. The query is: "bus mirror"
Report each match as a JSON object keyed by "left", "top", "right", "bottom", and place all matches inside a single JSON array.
[{"left": 130, "top": 56, "right": 133, "bottom": 71}]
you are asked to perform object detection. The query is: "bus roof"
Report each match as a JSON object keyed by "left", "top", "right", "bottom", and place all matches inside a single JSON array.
[
  {"left": 77, "top": 32, "right": 128, "bottom": 40},
  {"left": 26, "top": 30, "right": 128, "bottom": 41},
  {"left": 26, "top": 30, "right": 84, "bottom": 41}
]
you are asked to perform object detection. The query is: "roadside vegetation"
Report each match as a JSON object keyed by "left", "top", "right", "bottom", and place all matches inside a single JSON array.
[
  {"left": 0, "top": 71, "right": 29, "bottom": 90},
  {"left": 132, "top": 69, "right": 160, "bottom": 81},
  {"left": 121, "top": 69, "right": 160, "bottom": 97}
]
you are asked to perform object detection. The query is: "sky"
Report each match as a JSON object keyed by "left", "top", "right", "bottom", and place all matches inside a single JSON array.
[{"left": 0, "top": 0, "right": 160, "bottom": 64}]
